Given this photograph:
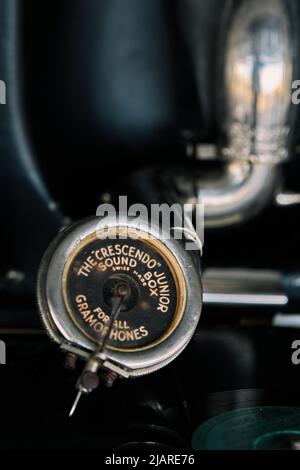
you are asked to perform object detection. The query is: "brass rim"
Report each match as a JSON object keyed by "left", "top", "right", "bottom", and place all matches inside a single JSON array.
[{"left": 62, "top": 227, "right": 187, "bottom": 352}]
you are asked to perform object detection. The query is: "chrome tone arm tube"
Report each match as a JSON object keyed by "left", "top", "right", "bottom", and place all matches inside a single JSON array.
[
  {"left": 197, "top": 0, "right": 296, "bottom": 227},
  {"left": 203, "top": 269, "right": 288, "bottom": 307}
]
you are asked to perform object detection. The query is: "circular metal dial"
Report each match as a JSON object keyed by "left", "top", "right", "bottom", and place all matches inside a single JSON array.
[{"left": 62, "top": 228, "right": 186, "bottom": 352}]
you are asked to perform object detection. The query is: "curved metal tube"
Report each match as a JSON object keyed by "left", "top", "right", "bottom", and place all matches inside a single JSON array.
[
  {"left": 197, "top": 0, "right": 295, "bottom": 227},
  {"left": 199, "top": 161, "right": 278, "bottom": 227}
]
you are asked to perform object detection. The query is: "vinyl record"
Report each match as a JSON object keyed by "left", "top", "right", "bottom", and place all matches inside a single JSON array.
[{"left": 192, "top": 407, "right": 300, "bottom": 450}]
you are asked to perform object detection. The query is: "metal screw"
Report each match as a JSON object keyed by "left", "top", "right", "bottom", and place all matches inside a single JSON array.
[
  {"left": 101, "top": 370, "right": 118, "bottom": 388},
  {"left": 63, "top": 353, "right": 78, "bottom": 371}
]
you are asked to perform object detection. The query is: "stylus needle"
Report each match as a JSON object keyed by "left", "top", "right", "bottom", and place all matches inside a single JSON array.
[
  {"left": 69, "top": 390, "right": 82, "bottom": 418},
  {"left": 68, "top": 284, "right": 129, "bottom": 417}
]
